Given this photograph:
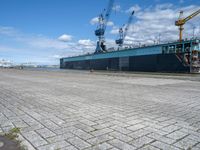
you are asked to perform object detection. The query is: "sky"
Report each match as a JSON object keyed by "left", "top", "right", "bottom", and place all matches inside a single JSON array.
[{"left": 0, "top": 0, "right": 200, "bottom": 65}]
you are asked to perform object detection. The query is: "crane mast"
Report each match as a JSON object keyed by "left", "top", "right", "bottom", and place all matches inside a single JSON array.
[
  {"left": 175, "top": 9, "right": 200, "bottom": 42},
  {"left": 116, "top": 11, "right": 134, "bottom": 48},
  {"left": 95, "top": 0, "right": 114, "bottom": 53}
]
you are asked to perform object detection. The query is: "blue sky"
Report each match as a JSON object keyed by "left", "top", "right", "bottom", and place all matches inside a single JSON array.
[{"left": 0, "top": 0, "right": 200, "bottom": 65}]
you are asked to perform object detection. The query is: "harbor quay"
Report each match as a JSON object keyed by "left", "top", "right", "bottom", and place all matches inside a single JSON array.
[{"left": 0, "top": 69, "right": 200, "bottom": 150}]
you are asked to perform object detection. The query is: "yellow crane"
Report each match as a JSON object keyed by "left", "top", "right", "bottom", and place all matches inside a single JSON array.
[{"left": 175, "top": 9, "right": 200, "bottom": 42}]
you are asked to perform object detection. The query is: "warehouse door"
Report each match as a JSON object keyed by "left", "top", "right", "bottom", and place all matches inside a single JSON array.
[{"left": 119, "top": 57, "right": 129, "bottom": 71}]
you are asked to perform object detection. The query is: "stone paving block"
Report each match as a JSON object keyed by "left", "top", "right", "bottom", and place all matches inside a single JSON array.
[
  {"left": 93, "top": 122, "right": 114, "bottom": 130},
  {"left": 127, "top": 124, "right": 146, "bottom": 132},
  {"left": 87, "top": 134, "right": 114, "bottom": 145},
  {"left": 67, "top": 136, "right": 91, "bottom": 149},
  {"left": 129, "top": 136, "right": 155, "bottom": 148},
  {"left": 37, "top": 141, "right": 70, "bottom": 150},
  {"left": 1, "top": 69, "right": 200, "bottom": 150},
  {"left": 47, "top": 132, "right": 74, "bottom": 143},
  {"left": 142, "top": 121, "right": 163, "bottom": 130},
  {"left": 91, "top": 128, "right": 113, "bottom": 136},
  {"left": 49, "top": 116, "right": 65, "bottom": 125},
  {"left": 39, "top": 119, "right": 60, "bottom": 130},
  {"left": 166, "top": 130, "right": 188, "bottom": 140},
  {"left": 147, "top": 132, "right": 175, "bottom": 145},
  {"left": 145, "top": 127, "right": 168, "bottom": 136},
  {"left": 87, "top": 142, "right": 113, "bottom": 150},
  {"left": 74, "top": 123, "right": 95, "bottom": 132},
  {"left": 161, "top": 125, "right": 181, "bottom": 133},
  {"left": 2, "top": 125, "right": 15, "bottom": 133},
  {"left": 53, "top": 126, "right": 78, "bottom": 135},
  {"left": 173, "top": 136, "right": 199, "bottom": 149},
  {"left": 0, "top": 121, "right": 13, "bottom": 127},
  {"left": 21, "top": 123, "right": 44, "bottom": 133},
  {"left": 109, "top": 131, "right": 133, "bottom": 142},
  {"left": 79, "top": 119, "right": 97, "bottom": 126},
  {"left": 22, "top": 131, "right": 48, "bottom": 147},
  {"left": 138, "top": 145, "right": 160, "bottom": 150},
  {"left": 151, "top": 141, "right": 181, "bottom": 150},
  {"left": 128, "top": 129, "right": 151, "bottom": 139},
  {"left": 71, "top": 128, "right": 94, "bottom": 140},
  {"left": 110, "top": 125, "right": 132, "bottom": 134},
  {"left": 126, "top": 119, "right": 143, "bottom": 125},
  {"left": 60, "top": 145, "right": 78, "bottom": 150},
  {"left": 36, "top": 128, "right": 56, "bottom": 138},
  {"left": 108, "top": 139, "right": 137, "bottom": 150}
]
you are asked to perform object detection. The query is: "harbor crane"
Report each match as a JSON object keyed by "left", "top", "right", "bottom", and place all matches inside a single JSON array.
[
  {"left": 95, "top": 0, "right": 114, "bottom": 53},
  {"left": 175, "top": 9, "right": 200, "bottom": 42},
  {"left": 116, "top": 11, "right": 135, "bottom": 48}
]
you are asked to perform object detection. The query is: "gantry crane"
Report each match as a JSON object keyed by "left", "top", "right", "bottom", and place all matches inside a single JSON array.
[
  {"left": 175, "top": 9, "right": 200, "bottom": 42},
  {"left": 116, "top": 11, "right": 134, "bottom": 48},
  {"left": 95, "top": 0, "right": 114, "bottom": 53}
]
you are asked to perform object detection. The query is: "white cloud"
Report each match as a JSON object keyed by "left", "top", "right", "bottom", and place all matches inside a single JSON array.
[
  {"left": 78, "top": 39, "right": 94, "bottom": 46},
  {"left": 126, "top": 4, "right": 141, "bottom": 13},
  {"left": 0, "top": 26, "right": 19, "bottom": 37},
  {"left": 112, "top": 4, "right": 200, "bottom": 46},
  {"left": 58, "top": 34, "right": 72, "bottom": 42},
  {"left": 90, "top": 17, "right": 114, "bottom": 26},
  {"left": 90, "top": 17, "right": 99, "bottom": 25},
  {"left": 112, "top": 4, "right": 121, "bottom": 12},
  {"left": 107, "top": 21, "right": 114, "bottom": 26}
]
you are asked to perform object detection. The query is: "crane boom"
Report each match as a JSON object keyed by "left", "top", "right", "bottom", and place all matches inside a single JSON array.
[
  {"left": 104, "top": 0, "right": 114, "bottom": 31},
  {"left": 184, "top": 9, "right": 200, "bottom": 22},
  {"left": 124, "top": 11, "right": 135, "bottom": 40},
  {"left": 175, "top": 9, "right": 200, "bottom": 41},
  {"left": 116, "top": 11, "right": 134, "bottom": 47}
]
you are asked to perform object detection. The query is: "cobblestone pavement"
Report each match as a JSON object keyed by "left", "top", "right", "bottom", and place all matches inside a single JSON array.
[{"left": 0, "top": 69, "right": 200, "bottom": 150}]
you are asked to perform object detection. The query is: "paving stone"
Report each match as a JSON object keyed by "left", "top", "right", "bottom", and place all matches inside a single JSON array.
[
  {"left": 60, "top": 145, "right": 78, "bottom": 150},
  {"left": 151, "top": 141, "right": 181, "bottom": 150},
  {"left": 127, "top": 119, "right": 143, "bottom": 125},
  {"left": 138, "top": 145, "right": 160, "bottom": 150},
  {"left": 88, "top": 142, "right": 113, "bottom": 150},
  {"left": 1, "top": 69, "right": 200, "bottom": 150},
  {"left": 129, "top": 136, "right": 155, "bottom": 148},
  {"left": 39, "top": 119, "right": 60, "bottom": 130},
  {"left": 147, "top": 132, "right": 175, "bottom": 145},
  {"left": 67, "top": 136, "right": 91, "bottom": 149},
  {"left": 53, "top": 126, "right": 78, "bottom": 135},
  {"left": 37, "top": 141, "right": 70, "bottom": 150},
  {"left": 166, "top": 130, "right": 188, "bottom": 140},
  {"left": 109, "top": 131, "right": 133, "bottom": 142},
  {"left": 87, "top": 134, "right": 114, "bottom": 145},
  {"left": 173, "top": 136, "right": 199, "bottom": 149},
  {"left": 161, "top": 125, "right": 181, "bottom": 133},
  {"left": 91, "top": 128, "right": 113, "bottom": 136},
  {"left": 47, "top": 132, "right": 74, "bottom": 143},
  {"left": 127, "top": 124, "right": 146, "bottom": 132},
  {"left": 110, "top": 125, "right": 132, "bottom": 134},
  {"left": 22, "top": 131, "right": 48, "bottom": 147},
  {"left": 128, "top": 129, "right": 151, "bottom": 139},
  {"left": 13, "top": 120, "right": 29, "bottom": 128},
  {"left": 108, "top": 139, "right": 137, "bottom": 150},
  {"left": 93, "top": 122, "right": 114, "bottom": 130},
  {"left": 74, "top": 123, "right": 95, "bottom": 132},
  {"left": 71, "top": 129, "right": 93, "bottom": 140},
  {"left": 109, "top": 148, "right": 120, "bottom": 150},
  {"left": 36, "top": 128, "right": 56, "bottom": 138}
]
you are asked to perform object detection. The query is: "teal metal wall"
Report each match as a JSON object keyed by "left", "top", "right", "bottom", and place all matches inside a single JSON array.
[{"left": 63, "top": 45, "right": 162, "bottom": 62}]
